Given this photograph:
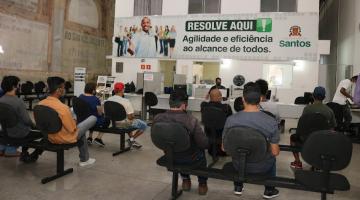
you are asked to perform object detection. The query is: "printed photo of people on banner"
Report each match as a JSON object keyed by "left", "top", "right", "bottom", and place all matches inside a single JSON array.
[{"left": 114, "top": 16, "right": 177, "bottom": 58}]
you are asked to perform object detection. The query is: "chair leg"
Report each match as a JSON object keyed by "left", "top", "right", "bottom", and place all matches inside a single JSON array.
[
  {"left": 113, "top": 133, "right": 130, "bottom": 156},
  {"left": 171, "top": 172, "right": 182, "bottom": 200},
  {"left": 41, "top": 150, "right": 73, "bottom": 184},
  {"left": 321, "top": 192, "right": 327, "bottom": 200}
]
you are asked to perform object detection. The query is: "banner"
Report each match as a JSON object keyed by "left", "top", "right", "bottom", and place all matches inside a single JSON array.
[{"left": 114, "top": 13, "right": 318, "bottom": 61}]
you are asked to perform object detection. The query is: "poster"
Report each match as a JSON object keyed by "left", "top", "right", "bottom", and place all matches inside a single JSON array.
[{"left": 114, "top": 13, "right": 318, "bottom": 61}]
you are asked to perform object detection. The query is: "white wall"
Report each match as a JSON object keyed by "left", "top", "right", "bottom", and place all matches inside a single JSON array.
[
  {"left": 298, "top": 0, "right": 319, "bottom": 13},
  {"left": 115, "top": 0, "right": 133, "bottom": 17},
  {"left": 162, "top": 0, "right": 188, "bottom": 15},
  {"left": 221, "top": 0, "right": 260, "bottom": 14}
]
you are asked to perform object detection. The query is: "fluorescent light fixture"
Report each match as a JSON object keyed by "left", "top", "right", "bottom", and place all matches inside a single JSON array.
[
  {"left": 293, "top": 60, "right": 305, "bottom": 71},
  {"left": 0, "top": 45, "right": 4, "bottom": 54},
  {"left": 220, "top": 59, "right": 232, "bottom": 69}
]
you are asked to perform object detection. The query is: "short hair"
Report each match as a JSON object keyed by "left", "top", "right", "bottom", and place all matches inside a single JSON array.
[
  {"left": 84, "top": 82, "right": 96, "bottom": 94},
  {"left": 47, "top": 76, "right": 65, "bottom": 94},
  {"left": 169, "top": 90, "right": 188, "bottom": 108},
  {"left": 215, "top": 77, "right": 221, "bottom": 82},
  {"left": 1, "top": 76, "right": 20, "bottom": 93},
  {"left": 141, "top": 16, "right": 151, "bottom": 24},
  {"left": 255, "top": 79, "right": 268, "bottom": 96},
  {"left": 243, "top": 82, "right": 261, "bottom": 105},
  {"left": 351, "top": 75, "right": 358, "bottom": 81}
]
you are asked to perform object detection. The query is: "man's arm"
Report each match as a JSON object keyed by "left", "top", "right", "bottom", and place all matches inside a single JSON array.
[
  {"left": 270, "top": 143, "right": 280, "bottom": 156},
  {"left": 193, "top": 118, "right": 209, "bottom": 149},
  {"left": 340, "top": 87, "right": 353, "bottom": 101}
]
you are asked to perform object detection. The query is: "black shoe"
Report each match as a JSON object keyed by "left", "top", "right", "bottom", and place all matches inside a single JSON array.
[
  {"left": 87, "top": 137, "right": 93, "bottom": 145},
  {"left": 234, "top": 185, "right": 244, "bottom": 195},
  {"left": 263, "top": 188, "right": 279, "bottom": 199},
  {"left": 94, "top": 138, "right": 105, "bottom": 147},
  {"left": 20, "top": 152, "right": 34, "bottom": 163}
]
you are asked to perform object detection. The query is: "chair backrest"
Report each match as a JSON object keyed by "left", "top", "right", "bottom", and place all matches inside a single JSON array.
[
  {"left": 223, "top": 126, "right": 268, "bottom": 163},
  {"left": 234, "top": 97, "right": 244, "bottom": 112},
  {"left": 21, "top": 82, "right": 33, "bottom": 95},
  {"left": 33, "top": 105, "right": 62, "bottom": 138},
  {"left": 72, "top": 97, "right": 92, "bottom": 123},
  {"left": 65, "top": 81, "right": 72, "bottom": 93},
  {"left": 0, "top": 103, "right": 18, "bottom": 137},
  {"left": 326, "top": 102, "right": 344, "bottom": 128},
  {"left": 302, "top": 130, "right": 352, "bottom": 171},
  {"left": 104, "top": 101, "right": 127, "bottom": 127},
  {"left": 151, "top": 122, "right": 190, "bottom": 153},
  {"left": 34, "top": 81, "right": 46, "bottom": 94},
  {"left": 262, "top": 110, "right": 276, "bottom": 119},
  {"left": 201, "top": 106, "right": 227, "bottom": 130},
  {"left": 294, "top": 96, "right": 306, "bottom": 104},
  {"left": 145, "top": 92, "right": 158, "bottom": 107},
  {"left": 296, "top": 112, "right": 331, "bottom": 142}
]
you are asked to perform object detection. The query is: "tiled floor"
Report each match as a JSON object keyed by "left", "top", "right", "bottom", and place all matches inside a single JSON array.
[{"left": 0, "top": 117, "right": 359, "bottom": 200}]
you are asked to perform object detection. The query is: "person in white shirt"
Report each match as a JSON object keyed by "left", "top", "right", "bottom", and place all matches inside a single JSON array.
[
  {"left": 107, "top": 82, "right": 147, "bottom": 149},
  {"left": 332, "top": 75, "right": 358, "bottom": 131}
]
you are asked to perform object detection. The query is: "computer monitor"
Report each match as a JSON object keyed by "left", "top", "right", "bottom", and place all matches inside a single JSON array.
[
  {"left": 266, "top": 90, "right": 272, "bottom": 100},
  {"left": 173, "top": 84, "right": 187, "bottom": 95}
]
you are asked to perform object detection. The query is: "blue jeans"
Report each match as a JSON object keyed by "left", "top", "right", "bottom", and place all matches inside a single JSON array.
[
  {"left": 175, "top": 151, "right": 208, "bottom": 184},
  {"left": 0, "top": 145, "right": 17, "bottom": 155},
  {"left": 234, "top": 162, "right": 276, "bottom": 190},
  {"left": 130, "top": 119, "right": 147, "bottom": 132}
]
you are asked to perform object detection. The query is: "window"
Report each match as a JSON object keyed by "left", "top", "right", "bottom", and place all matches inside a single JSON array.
[
  {"left": 263, "top": 64, "right": 293, "bottom": 88},
  {"left": 261, "top": 0, "right": 297, "bottom": 12},
  {"left": 188, "top": 0, "right": 221, "bottom": 14},
  {"left": 134, "top": 0, "right": 162, "bottom": 16}
]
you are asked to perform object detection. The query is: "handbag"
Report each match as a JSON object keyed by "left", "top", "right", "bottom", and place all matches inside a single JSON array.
[{"left": 114, "top": 37, "right": 121, "bottom": 43}]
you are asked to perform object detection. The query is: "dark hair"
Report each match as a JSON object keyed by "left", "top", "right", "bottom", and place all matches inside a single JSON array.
[
  {"left": 84, "top": 82, "right": 96, "bottom": 94},
  {"left": 47, "top": 76, "right": 65, "bottom": 94},
  {"left": 1, "top": 76, "right": 20, "bottom": 93},
  {"left": 215, "top": 77, "right": 221, "bottom": 82},
  {"left": 243, "top": 82, "right": 261, "bottom": 105},
  {"left": 169, "top": 90, "right": 188, "bottom": 108},
  {"left": 351, "top": 75, "right": 358, "bottom": 81},
  {"left": 255, "top": 79, "right": 268, "bottom": 96}
]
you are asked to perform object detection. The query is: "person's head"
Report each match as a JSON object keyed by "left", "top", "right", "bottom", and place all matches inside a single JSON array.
[
  {"left": 141, "top": 17, "right": 151, "bottom": 33},
  {"left": 243, "top": 82, "right": 261, "bottom": 106},
  {"left": 47, "top": 76, "right": 65, "bottom": 98},
  {"left": 171, "top": 25, "right": 176, "bottom": 32},
  {"left": 165, "top": 25, "right": 169, "bottom": 31},
  {"left": 84, "top": 82, "right": 96, "bottom": 95},
  {"left": 169, "top": 90, "right": 188, "bottom": 110},
  {"left": 313, "top": 86, "right": 326, "bottom": 101},
  {"left": 351, "top": 75, "right": 358, "bottom": 83},
  {"left": 209, "top": 89, "right": 222, "bottom": 103},
  {"left": 255, "top": 79, "right": 269, "bottom": 100},
  {"left": 113, "top": 82, "right": 125, "bottom": 95},
  {"left": 215, "top": 77, "right": 222, "bottom": 86},
  {"left": 1, "top": 76, "right": 20, "bottom": 94}
]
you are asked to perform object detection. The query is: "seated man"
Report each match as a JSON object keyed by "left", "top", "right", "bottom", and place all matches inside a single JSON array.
[
  {"left": 290, "top": 86, "right": 336, "bottom": 169},
  {"left": 153, "top": 90, "right": 209, "bottom": 195},
  {"left": 79, "top": 82, "right": 110, "bottom": 146},
  {"left": 38, "top": 77, "right": 96, "bottom": 167},
  {"left": 107, "top": 82, "right": 147, "bottom": 149},
  {"left": 255, "top": 79, "right": 280, "bottom": 122},
  {"left": 201, "top": 88, "right": 232, "bottom": 156},
  {"left": 0, "top": 76, "right": 42, "bottom": 161},
  {"left": 222, "top": 82, "right": 280, "bottom": 199}
]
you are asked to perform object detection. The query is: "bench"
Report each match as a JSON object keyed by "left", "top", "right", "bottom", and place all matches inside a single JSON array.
[
  {"left": 72, "top": 97, "right": 136, "bottom": 156},
  {"left": 151, "top": 122, "right": 351, "bottom": 200},
  {"left": 0, "top": 102, "right": 78, "bottom": 184}
]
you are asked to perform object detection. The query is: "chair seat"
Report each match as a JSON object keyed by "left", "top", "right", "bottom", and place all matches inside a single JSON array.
[
  {"left": 0, "top": 132, "right": 42, "bottom": 146},
  {"left": 156, "top": 155, "right": 205, "bottom": 169},
  {"left": 91, "top": 127, "right": 137, "bottom": 134},
  {"left": 25, "top": 140, "right": 78, "bottom": 151},
  {"left": 222, "top": 162, "right": 272, "bottom": 182},
  {"left": 295, "top": 170, "right": 350, "bottom": 191}
]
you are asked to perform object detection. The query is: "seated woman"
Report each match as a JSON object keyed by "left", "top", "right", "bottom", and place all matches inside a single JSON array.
[
  {"left": 79, "top": 82, "right": 110, "bottom": 146},
  {"left": 0, "top": 76, "right": 43, "bottom": 162}
]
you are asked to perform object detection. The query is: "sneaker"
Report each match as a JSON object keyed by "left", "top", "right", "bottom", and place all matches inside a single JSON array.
[
  {"left": 290, "top": 161, "right": 303, "bottom": 170},
  {"left": 198, "top": 183, "right": 208, "bottom": 195},
  {"left": 94, "top": 138, "right": 105, "bottom": 147},
  {"left": 234, "top": 185, "right": 244, "bottom": 195},
  {"left": 263, "top": 188, "right": 279, "bottom": 199},
  {"left": 87, "top": 137, "right": 93, "bottom": 145},
  {"left": 182, "top": 179, "right": 191, "bottom": 191},
  {"left": 19, "top": 152, "right": 33, "bottom": 163},
  {"left": 79, "top": 158, "right": 96, "bottom": 167},
  {"left": 131, "top": 141, "right": 142, "bottom": 149}
]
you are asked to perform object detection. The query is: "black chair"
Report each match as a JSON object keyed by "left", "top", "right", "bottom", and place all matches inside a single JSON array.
[
  {"left": 72, "top": 97, "right": 92, "bottom": 123},
  {"left": 102, "top": 101, "right": 137, "bottom": 156},
  {"left": 201, "top": 106, "right": 227, "bottom": 167},
  {"left": 34, "top": 81, "right": 46, "bottom": 98},
  {"left": 295, "top": 130, "right": 351, "bottom": 200},
  {"left": 294, "top": 96, "right": 307, "bottom": 105},
  {"left": 234, "top": 96, "right": 244, "bottom": 112},
  {"left": 144, "top": 92, "right": 165, "bottom": 122},
  {"left": 64, "top": 81, "right": 72, "bottom": 94},
  {"left": 326, "top": 102, "right": 344, "bottom": 131},
  {"left": 33, "top": 105, "right": 79, "bottom": 184}
]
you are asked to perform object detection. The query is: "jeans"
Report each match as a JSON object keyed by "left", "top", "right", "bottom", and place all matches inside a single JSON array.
[
  {"left": 234, "top": 162, "right": 276, "bottom": 190},
  {"left": 131, "top": 119, "right": 147, "bottom": 132},
  {"left": 0, "top": 145, "right": 17, "bottom": 154},
  {"left": 77, "top": 116, "right": 97, "bottom": 162},
  {"left": 175, "top": 151, "right": 208, "bottom": 184},
  {"left": 342, "top": 104, "right": 352, "bottom": 131},
  {"left": 116, "top": 40, "right": 123, "bottom": 56}
]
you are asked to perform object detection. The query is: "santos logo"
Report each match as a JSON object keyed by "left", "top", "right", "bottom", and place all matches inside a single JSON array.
[{"left": 279, "top": 25, "right": 311, "bottom": 48}]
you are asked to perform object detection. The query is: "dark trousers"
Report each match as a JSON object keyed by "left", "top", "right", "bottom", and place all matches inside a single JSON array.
[
  {"left": 234, "top": 162, "right": 276, "bottom": 190},
  {"left": 342, "top": 104, "right": 352, "bottom": 131},
  {"left": 155, "top": 36, "right": 158, "bottom": 52},
  {"left": 159, "top": 39, "right": 164, "bottom": 53},
  {"left": 116, "top": 40, "right": 124, "bottom": 56},
  {"left": 175, "top": 151, "right": 208, "bottom": 184},
  {"left": 22, "top": 131, "right": 44, "bottom": 155},
  {"left": 163, "top": 40, "right": 169, "bottom": 56}
]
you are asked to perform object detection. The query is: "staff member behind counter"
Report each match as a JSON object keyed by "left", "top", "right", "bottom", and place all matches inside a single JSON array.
[{"left": 206, "top": 77, "right": 227, "bottom": 100}]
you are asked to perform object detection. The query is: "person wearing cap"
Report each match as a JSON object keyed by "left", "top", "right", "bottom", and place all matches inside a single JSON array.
[
  {"left": 222, "top": 82, "right": 280, "bottom": 199},
  {"left": 332, "top": 75, "right": 358, "bottom": 131},
  {"left": 290, "top": 86, "right": 336, "bottom": 170},
  {"left": 153, "top": 90, "right": 209, "bottom": 195},
  {"left": 107, "top": 82, "right": 147, "bottom": 149}
]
